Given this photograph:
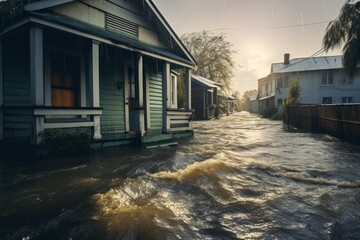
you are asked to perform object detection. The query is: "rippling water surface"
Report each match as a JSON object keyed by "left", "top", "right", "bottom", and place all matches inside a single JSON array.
[{"left": 1, "top": 112, "right": 360, "bottom": 239}]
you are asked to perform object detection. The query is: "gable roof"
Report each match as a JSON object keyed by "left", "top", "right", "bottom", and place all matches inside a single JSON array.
[
  {"left": 24, "top": 0, "right": 73, "bottom": 11},
  {"left": 3, "top": 0, "right": 196, "bottom": 67},
  {"left": 271, "top": 56, "right": 343, "bottom": 74},
  {"left": 145, "top": 0, "right": 196, "bottom": 65},
  {"left": 191, "top": 75, "right": 219, "bottom": 88}
]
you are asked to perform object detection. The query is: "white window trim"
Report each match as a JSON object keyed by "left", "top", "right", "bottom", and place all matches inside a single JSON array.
[
  {"left": 44, "top": 46, "right": 86, "bottom": 108},
  {"left": 170, "top": 73, "right": 178, "bottom": 109},
  {"left": 342, "top": 96, "right": 353, "bottom": 103},
  {"left": 321, "top": 72, "right": 334, "bottom": 86}
]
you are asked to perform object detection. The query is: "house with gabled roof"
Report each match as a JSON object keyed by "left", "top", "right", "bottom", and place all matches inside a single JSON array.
[
  {"left": 191, "top": 75, "right": 220, "bottom": 120},
  {"left": 0, "top": 0, "right": 196, "bottom": 150},
  {"left": 258, "top": 54, "right": 360, "bottom": 113}
]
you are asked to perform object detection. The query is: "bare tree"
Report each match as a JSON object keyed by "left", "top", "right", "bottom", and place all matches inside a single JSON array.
[{"left": 181, "top": 31, "right": 236, "bottom": 91}]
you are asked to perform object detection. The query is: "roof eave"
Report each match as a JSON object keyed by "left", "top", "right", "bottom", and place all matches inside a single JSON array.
[
  {"left": 24, "top": 0, "right": 75, "bottom": 12},
  {"left": 145, "top": 0, "right": 196, "bottom": 66}
]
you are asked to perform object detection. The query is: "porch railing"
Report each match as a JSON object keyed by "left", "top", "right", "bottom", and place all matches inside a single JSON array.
[
  {"left": 33, "top": 107, "right": 103, "bottom": 139},
  {"left": 166, "top": 110, "right": 192, "bottom": 132}
]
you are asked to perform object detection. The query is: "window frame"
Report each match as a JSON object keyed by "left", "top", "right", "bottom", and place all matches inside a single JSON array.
[
  {"left": 342, "top": 96, "right": 353, "bottom": 103},
  {"left": 170, "top": 73, "right": 178, "bottom": 109},
  {"left": 44, "top": 46, "right": 86, "bottom": 108},
  {"left": 340, "top": 75, "right": 353, "bottom": 85},
  {"left": 321, "top": 97, "right": 333, "bottom": 105},
  {"left": 321, "top": 71, "right": 334, "bottom": 86}
]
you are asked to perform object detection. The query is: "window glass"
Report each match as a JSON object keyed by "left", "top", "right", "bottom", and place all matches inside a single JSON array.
[
  {"left": 322, "top": 72, "right": 334, "bottom": 85},
  {"left": 322, "top": 97, "right": 332, "bottom": 104},
  {"left": 342, "top": 97, "right": 353, "bottom": 103},
  {"left": 170, "top": 74, "right": 177, "bottom": 108},
  {"left": 51, "top": 52, "right": 80, "bottom": 107}
]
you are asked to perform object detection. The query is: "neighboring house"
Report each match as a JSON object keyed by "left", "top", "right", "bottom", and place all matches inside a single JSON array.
[
  {"left": 0, "top": 0, "right": 196, "bottom": 148},
  {"left": 249, "top": 96, "right": 259, "bottom": 113},
  {"left": 191, "top": 75, "right": 219, "bottom": 120},
  {"left": 218, "top": 92, "right": 236, "bottom": 114},
  {"left": 258, "top": 53, "right": 360, "bottom": 112}
]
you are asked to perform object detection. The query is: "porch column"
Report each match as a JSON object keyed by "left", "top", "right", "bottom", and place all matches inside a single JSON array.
[
  {"left": 185, "top": 68, "right": 191, "bottom": 110},
  {"left": 30, "top": 27, "right": 44, "bottom": 144},
  {"left": 0, "top": 39, "right": 3, "bottom": 140},
  {"left": 91, "top": 40, "right": 102, "bottom": 140},
  {"left": 162, "top": 62, "right": 170, "bottom": 132},
  {"left": 137, "top": 54, "right": 145, "bottom": 136}
]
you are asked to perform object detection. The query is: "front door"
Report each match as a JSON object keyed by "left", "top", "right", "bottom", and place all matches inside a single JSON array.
[{"left": 125, "top": 63, "right": 137, "bottom": 133}]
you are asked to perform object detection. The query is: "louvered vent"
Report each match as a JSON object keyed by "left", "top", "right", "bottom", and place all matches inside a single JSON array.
[{"left": 106, "top": 13, "right": 139, "bottom": 38}]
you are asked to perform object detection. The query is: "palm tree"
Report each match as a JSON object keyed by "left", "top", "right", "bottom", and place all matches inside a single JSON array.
[{"left": 323, "top": 0, "right": 360, "bottom": 77}]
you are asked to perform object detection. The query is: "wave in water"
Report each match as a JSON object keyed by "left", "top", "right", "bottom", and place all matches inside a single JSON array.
[
  {"left": 92, "top": 158, "right": 243, "bottom": 239},
  {"left": 247, "top": 161, "right": 360, "bottom": 188}
]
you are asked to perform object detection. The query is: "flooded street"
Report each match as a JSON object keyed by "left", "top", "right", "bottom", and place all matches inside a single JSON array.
[{"left": 1, "top": 112, "right": 360, "bottom": 239}]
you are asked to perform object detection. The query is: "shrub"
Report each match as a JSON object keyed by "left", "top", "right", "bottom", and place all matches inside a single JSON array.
[{"left": 38, "top": 128, "right": 91, "bottom": 157}]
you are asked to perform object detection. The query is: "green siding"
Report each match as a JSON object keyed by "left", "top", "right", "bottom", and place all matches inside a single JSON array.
[
  {"left": 2, "top": 32, "right": 32, "bottom": 142},
  {"left": 149, "top": 72, "right": 163, "bottom": 129},
  {"left": 3, "top": 37, "right": 31, "bottom": 106},
  {"left": 3, "top": 108, "right": 33, "bottom": 142},
  {"left": 99, "top": 54, "right": 126, "bottom": 141}
]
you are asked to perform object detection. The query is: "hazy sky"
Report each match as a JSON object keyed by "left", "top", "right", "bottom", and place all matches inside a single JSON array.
[{"left": 152, "top": 0, "right": 345, "bottom": 94}]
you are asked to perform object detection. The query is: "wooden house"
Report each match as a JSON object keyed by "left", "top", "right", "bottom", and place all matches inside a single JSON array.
[
  {"left": 0, "top": 0, "right": 196, "bottom": 149},
  {"left": 217, "top": 91, "right": 236, "bottom": 115},
  {"left": 191, "top": 75, "right": 219, "bottom": 120}
]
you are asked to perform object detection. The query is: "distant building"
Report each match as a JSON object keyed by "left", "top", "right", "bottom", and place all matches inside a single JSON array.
[
  {"left": 258, "top": 54, "right": 360, "bottom": 112},
  {"left": 191, "top": 75, "right": 220, "bottom": 120},
  {"left": 249, "top": 96, "right": 259, "bottom": 113}
]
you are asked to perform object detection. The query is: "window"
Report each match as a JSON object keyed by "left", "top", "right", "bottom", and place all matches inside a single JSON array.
[
  {"left": 50, "top": 52, "right": 80, "bottom": 107},
  {"left": 170, "top": 73, "right": 178, "bottom": 108},
  {"left": 128, "top": 68, "right": 135, "bottom": 98},
  {"left": 283, "top": 74, "right": 289, "bottom": 88},
  {"left": 340, "top": 75, "right": 353, "bottom": 84},
  {"left": 277, "top": 98, "right": 283, "bottom": 105},
  {"left": 322, "top": 97, "right": 333, "bottom": 104},
  {"left": 322, "top": 72, "right": 334, "bottom": 85},
  {"left": 276, "top": 74, "right": 290, "bottom": 88},
  {"left": 207, "top": 91, "right": 213, "bottom": 105},
  {"left": 342, "top": 97, "right": 353, "bottom": 103}
]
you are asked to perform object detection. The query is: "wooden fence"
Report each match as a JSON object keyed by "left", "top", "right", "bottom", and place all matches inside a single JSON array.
[{"left": 283, "top": 104, "right": 360, "bottom": 142}]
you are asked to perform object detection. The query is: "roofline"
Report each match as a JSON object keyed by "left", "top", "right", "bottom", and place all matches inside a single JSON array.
[
  {"left": 23, "top": 0, "right": 196, "bottom": 67},
  {"left": 271, "top": 55, "right": 343, "bottom": 73},
  {"left": 192, "top": 74, "right": 223, "bottom": 86},
  {"left": 25, "top": 16, "right": 195, "bottom": 68},
  {"left": 191, "top": 75, "right": 219, "bottom": 88},
  {"left": 271, "top": 67, "right": 344, "bottom": 74},
  {"left": 145, "top": 0, "right": 196, "bottom": 66},
  {"left": 272, "top": 55, "right": 342, "bottom": 65},
  {"left": 24, "top": 0, "right": 75, "bottom": 11}
]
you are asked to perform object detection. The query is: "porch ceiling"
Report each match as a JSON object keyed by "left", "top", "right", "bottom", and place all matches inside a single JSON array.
[{"left": 30, "top": 12, "right": 195, "bottom": 67}]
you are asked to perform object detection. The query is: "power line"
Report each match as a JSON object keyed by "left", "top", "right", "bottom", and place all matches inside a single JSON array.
[
  {"left": 207, "top": 20, "right": 331, "bottom": 32},
  {"left": 275, "top": 48, "right": 326, "bottom": 72}
]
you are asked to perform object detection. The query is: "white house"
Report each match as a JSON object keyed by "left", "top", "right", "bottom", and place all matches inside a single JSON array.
[{"left": 258, "top": 54, "right": 360, "bottom": 112}]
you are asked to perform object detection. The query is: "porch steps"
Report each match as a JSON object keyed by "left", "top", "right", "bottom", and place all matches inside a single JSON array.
[
  {"left": 142, "top": 133, "right": 175, "bottom": 148},
  {"left": 142, "top": 131, "right": 193, "bottom": 148}
]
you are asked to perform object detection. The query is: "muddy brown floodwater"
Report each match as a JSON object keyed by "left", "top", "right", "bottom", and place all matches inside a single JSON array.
[{"left": 1, "top": 112, "right": 360, "bottom": 239}]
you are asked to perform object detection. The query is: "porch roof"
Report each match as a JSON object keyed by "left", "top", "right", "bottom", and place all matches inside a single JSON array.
[
  {"left": 259, "top": 95, "right": 275, "bottom": 101},
  {"left": 31, "top": 12, "right": 195, "bottom": 67},
  {"left": 191, "top": 75, "right": 219, "bottom": 89}
]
